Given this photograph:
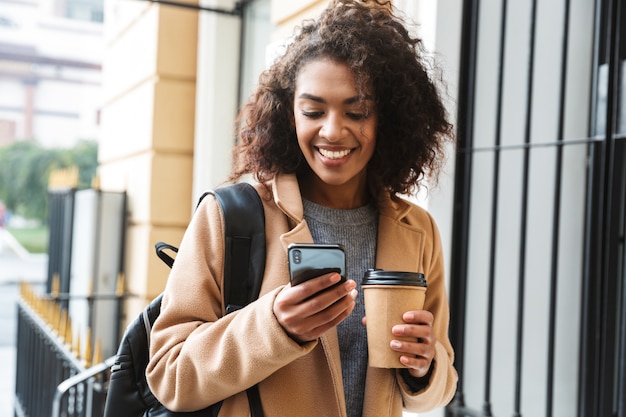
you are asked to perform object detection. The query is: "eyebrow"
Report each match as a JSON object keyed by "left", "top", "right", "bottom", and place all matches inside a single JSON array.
[{"left": 297, "top": 93, "right": 371, "bottom": 104}]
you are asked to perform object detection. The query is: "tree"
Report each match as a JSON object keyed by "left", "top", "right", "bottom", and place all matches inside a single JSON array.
[
  {"left": 0, "top": 140, "right": 98, "bottom": 223},
  {"left": 67, "top": 140, "right": 99, "bottom": 188}
]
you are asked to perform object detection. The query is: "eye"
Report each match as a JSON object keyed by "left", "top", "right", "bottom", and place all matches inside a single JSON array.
[
  {"left": 302, "top": 110, "right": 324, "bottom": 119},
  {"left": 346, "top": 112, "right": 367, "bottom": 121}
]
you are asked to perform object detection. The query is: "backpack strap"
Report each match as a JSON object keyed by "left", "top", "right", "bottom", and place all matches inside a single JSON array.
[
  {"left": 154, "top": 242, "right": 177, "bottom": 269},
  {"left": 186, "top": 182, "right": 266, "bottom": 417},
  {"left": 156, "top": 183, "right": 266, "bottom": 314},
  {"left": 208, "top": 182, "right": 266, "bottom": 314}
]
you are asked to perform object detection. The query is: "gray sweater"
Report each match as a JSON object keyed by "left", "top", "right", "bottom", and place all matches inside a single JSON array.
[{"left": 303, "top": 199, "right": 378, "bottom": 417}]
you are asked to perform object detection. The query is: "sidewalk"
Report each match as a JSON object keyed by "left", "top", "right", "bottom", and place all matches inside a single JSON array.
[{"left": 0, "top": 229, "right": 47, "bottom": 416}]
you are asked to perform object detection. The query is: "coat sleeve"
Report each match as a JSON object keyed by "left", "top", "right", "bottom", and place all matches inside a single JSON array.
[
  {"left": 398, "top": 210, "right": 458, "bottom": 412},
  {"left": 145, "top": 193, "right": 316, "bottom": 412}
]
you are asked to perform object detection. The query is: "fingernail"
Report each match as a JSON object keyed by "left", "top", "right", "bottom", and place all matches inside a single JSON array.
[
  {"left": 390, "top": 340, "right": 401, "bottom": 348},
  {"left": 350, "top": 289, "right": 358, "bottom": 299}
]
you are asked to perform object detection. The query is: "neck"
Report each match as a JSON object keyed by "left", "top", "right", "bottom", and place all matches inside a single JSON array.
[{"left": 299, "top": 174, "right": 370, "bottom": 209}]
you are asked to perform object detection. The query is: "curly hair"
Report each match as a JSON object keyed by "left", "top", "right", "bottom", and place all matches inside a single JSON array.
[{"left": 230, "top": 0, "right": 454, "bottom": 197}]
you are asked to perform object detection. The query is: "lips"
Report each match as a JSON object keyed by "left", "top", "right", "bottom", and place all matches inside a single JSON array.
[{"left": 317, "top": 147, "right": 352, "bottom": 160}]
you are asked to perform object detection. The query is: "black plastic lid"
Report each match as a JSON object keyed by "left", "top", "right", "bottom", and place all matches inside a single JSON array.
[{"left": 362, "top": 268, "right": 427, "bottom": 287}]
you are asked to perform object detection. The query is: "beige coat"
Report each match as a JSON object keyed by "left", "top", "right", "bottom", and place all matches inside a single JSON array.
[{"left": 146, "top": 173, "right": 457, "bottom": 416}]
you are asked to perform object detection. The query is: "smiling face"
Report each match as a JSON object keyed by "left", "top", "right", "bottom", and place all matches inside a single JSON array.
[{"left": 293, "top": 58, "right": 378, "bottom": 208}]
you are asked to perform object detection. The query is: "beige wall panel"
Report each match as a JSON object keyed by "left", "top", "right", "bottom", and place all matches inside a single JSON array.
[
  {"left": 97, "top": 159, "right": 131, "bottom": 192},
  {"left": 123, "top": 224, "right": 152, "bottom": 298},
  {"left": 98, "top": 80, "right": 155, "bottom": 163},
  {"left": 102, "top": 6, "right": 159, "bottom": 104},
  {"left": 151, "top": 152, "right": 194, "bottom": 227},
  {"left": 120, "top": 223, "right": 186, "bottom": 327},
  {"left": 120, "top": 223, "right": 151, "bottom": 329},
  {"left": 153, "top": 80, "right": 196, "bottom": 152},
  {"left": 98, "top": 153, "right": 191, "bottom": 228},
  {"left": 156, "top": 6, "right": 199, "bottom": 79},
  {"left": 100, "top": 80, "right": 194, "bottom": 162},
  {"left": 97, "top": 153, "right": 152, "bottom": 224},
  {"left": 120, "top": 225, "right": 153, "bottom": 323}
]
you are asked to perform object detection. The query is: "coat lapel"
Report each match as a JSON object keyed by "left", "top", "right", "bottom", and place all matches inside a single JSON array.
[
  {"left": 375, "top": 199, "right": 426, "bottom": 274},
  {"left": 274, "top": 175, "right": 347, "bottom": 416}
]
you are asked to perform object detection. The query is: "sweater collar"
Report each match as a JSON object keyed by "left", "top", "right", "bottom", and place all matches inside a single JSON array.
[{"left": 272, "top": 173, "right": 412, "bottom": 223}]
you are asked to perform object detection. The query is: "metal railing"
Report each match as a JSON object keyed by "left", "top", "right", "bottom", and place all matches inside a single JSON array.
[
  {"left": 51, "top": 356, "right": 116, "bottom": 417},
  {"left": 14, "top": 283, "right": 119, "bottom": 417}
]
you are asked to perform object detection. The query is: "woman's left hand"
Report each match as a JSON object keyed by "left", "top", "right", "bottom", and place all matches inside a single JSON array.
[{"left": 390, "top": 310, "right": 436, "bottom": 378}]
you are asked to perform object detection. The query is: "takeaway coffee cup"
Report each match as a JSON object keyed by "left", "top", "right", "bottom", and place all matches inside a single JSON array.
[{"left": 362, "top": 269, "right": 427, "bottom": 368}]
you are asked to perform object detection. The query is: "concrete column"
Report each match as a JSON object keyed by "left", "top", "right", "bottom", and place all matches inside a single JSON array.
[{"left": 100, "top": 0, "right": 199, "bottom": 322}]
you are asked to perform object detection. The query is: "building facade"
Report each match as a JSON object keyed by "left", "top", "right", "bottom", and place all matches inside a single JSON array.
[{"left": 0, "top": 0, "right": 103, "bottom": 148}]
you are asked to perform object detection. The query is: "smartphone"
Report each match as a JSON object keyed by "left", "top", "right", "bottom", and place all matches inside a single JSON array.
[{"left": 288, "top": 243, "right": 347, "bottom": 286}]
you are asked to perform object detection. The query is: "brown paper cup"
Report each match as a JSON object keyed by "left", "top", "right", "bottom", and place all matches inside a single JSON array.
[{"left": 363, "top": 272, "right": 427, "bottom": 368}]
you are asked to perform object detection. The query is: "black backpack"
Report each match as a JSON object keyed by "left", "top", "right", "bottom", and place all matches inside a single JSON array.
[{"left": 103, "top": 183, "right": 266, "bottom": 417}]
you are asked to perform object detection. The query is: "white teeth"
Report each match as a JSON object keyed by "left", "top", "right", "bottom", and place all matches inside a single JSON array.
[{"left": 318, "top": 148, "right": 351, "bottom": 159}]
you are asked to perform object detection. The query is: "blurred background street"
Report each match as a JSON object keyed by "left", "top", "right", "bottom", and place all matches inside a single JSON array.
[{"left": 0, "top": 229, "right": 47, "bottom": 417}]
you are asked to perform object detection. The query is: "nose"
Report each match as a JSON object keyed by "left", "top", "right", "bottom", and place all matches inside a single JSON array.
[{"left": 319, "top": 113, "right": 345, "bottom": 142}]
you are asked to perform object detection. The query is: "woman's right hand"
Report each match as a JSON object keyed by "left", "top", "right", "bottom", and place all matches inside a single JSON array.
[{"left": 273, "top": 273, "right": 358, "bottom": 343}]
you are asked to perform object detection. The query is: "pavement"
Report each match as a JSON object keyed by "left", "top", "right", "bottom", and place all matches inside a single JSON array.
[{"left": 0, "top": 229, "right": 48, "bottom": 417}]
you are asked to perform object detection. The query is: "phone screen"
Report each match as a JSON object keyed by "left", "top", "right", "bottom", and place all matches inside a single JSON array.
[{"left": 288, "top": 243, "right": 346, "bottom": 286}]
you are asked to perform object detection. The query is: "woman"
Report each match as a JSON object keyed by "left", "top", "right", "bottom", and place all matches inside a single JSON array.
[{"left": 147, "top": 1, "right": 458, "bottom": 416}]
